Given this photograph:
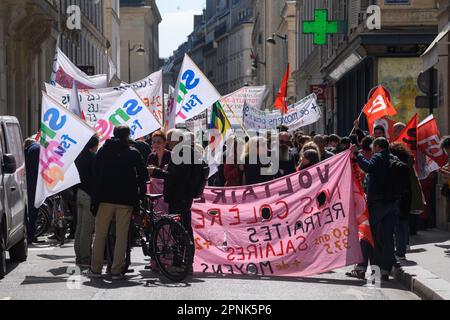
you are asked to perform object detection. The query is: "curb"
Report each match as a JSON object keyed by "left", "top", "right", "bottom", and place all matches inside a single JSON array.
[{"left": 393, "top": 265, "right": 450, "bottom": 300}]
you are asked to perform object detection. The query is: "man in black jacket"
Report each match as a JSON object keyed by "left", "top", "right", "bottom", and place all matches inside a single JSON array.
[
  {"left": 352, "top": 137, "right": 400, "bottom": 281},
  {"left": 148, "top": 129, "right": 199, "bottom": 268},
  {"left": 277, "top": 132, "right": 297, "bottom": 177},
  {"left": 88, "top": 126, "right": 149, "bottom": 280},
  {"left": 24, "top": 138, "right": 41, "bottom": 243},
  {"left": 74, "top": 135, "right": 99, "bottom": 267}
]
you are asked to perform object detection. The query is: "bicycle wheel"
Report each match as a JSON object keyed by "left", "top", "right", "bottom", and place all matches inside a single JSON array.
[
  {"left": 151, "top": 217, "right": 194, "bottom": 282},
  {"left": 35, "top": 207, "right": 50, "bottom": 238}
]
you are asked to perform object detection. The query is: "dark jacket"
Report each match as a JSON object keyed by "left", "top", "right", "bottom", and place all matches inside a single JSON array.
[
  {"left": 356, "top": 150, "right": 396, "bottom": 204},
  {"left": 130, "top": 140, "right": 151, "bottom": 162},
  {"left": 92, "top": 139, "right": 149, "bottom": 207},
  {"left": 24, "top": 142, "right": 40, "bottom": 207},
  {"left": 277, "top": 148, "right": 297, "bottom": 178},
  {"left": 321, "top": 150, "right": 335, "bottom": 160},
  {"left": 152, "top": 145, "right": 197, "bottom": 204},
  {"left": 243, "top": 156, "right": 274, "bottom": 185},
  {"left": 75, "top": 148, "right": 96, "bottom": 196},
  {"left": 147, "top": 149, "right": 171, "bottom": 169}
]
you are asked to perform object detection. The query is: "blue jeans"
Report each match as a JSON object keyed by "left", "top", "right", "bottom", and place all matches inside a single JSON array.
[
  {"left": 368, "top": 201, "right": 399, "bottom": 273},
  {"left": 394, "top": 218, "right": 410, "bottom": 257}
]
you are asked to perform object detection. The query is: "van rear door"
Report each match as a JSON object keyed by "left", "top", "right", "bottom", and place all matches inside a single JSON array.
[
  {"left": 1, "top": 122, "right": 26, "bottom": 237},
  {"left": 0, "top": 124, "right": 10, "bottom": 234}
]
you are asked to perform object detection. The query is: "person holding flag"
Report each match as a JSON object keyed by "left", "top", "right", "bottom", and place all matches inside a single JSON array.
[{"left": 351, "top": 137, "right": 404, "bottom": 281}]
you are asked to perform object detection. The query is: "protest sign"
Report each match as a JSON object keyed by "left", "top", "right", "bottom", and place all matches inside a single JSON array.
[
  {"left": 45, "top": 70, "right": 164, "bottom": 126},
  {"left": 220, "top": 86, "right": 268, "bottom": 127},
  {"left": 243, "top": 94, "right": 320, "bottom": 131},
  {"left": 94, "top": 87, "right": 161, "bottom": 144},
  {"left": 174, "top": 54, "right": 221, "bottom": 123},
  {"left": 50, "top": 48, "right": 108, "bottom": 89},
  {"left": 34, "top": 93, "right": 96, "bottom": 208},
  {"left": 191, "top": 150, "right": 363, "bottom": 277},
  {"left": 185, "top": 111, "right": 209, "bottom": 132},
  {"left": 164, "top": 85, "right": 176, "bottom": 130}
]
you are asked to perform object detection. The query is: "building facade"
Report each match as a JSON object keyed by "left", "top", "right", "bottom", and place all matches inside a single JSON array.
[
  {"left": 295, "top": 0, "right": 446, "bottom": 229},
  {"left": 251, "top": 0, "right": 289, "bottom": 107},
  {"left": 104, "top": 0, "right": 121, "bottom": 84},
  {"left": 120, "top": 0, "right": 161, "bottom": 83},
  {"left": 422, "top": 0, "right": 450, "bottom": 230},
  {"left": 164, "top": 0, "right": 254, "bottom": 96},
  {"left": 0, "top": 0, "right": 59, "bottom": 137},
  {"left": 60, "top": 0, "right": 108, "bottom": 77}
]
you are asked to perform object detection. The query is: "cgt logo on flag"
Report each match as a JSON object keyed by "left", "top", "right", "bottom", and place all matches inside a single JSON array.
[
  {"left": 366, "top": 95, "right": 388, "bottom": 115},
  {"left": 363, "top": 86, "right": 397, "bottom": 123},
  {"left": 177, "top": 70, "right": 204, "bottom": 120}
]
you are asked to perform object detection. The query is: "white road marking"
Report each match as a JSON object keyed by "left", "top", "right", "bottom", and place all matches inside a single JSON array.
[
  {"left": 28, "top": 247, "right": 56, "bottom": 252},
  {"left": 1, "top": 297, "right": 12, "bottom": 300}
]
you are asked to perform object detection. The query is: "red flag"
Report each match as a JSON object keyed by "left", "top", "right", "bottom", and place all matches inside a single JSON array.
[
  {"left": 274, "top": 64, "right": 290, "bottom": 113},
  {"left": 351, "top": 162, "right": 374, "bottom": 247},
  {"left": 394, "top": 114, "right": 418, "bottom": 159},
  {"left": 418, "top": 115, "right": 448, "bottom": 167},
  {"left": 363, "top": 86, "right": 397, "bottom": 123},
  {"left": 368, "top": 116, "right": 396, "bottom": 141}
]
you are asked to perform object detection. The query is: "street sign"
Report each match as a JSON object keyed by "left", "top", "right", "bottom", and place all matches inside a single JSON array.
[
  {"left": 416, "top": 68, "right": 437, "bottom": 112},
  {"left": 415, "top": 96, "right": 437, "bottom": 109}
]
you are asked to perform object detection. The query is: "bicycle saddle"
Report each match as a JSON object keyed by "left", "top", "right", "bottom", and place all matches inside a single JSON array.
[{"left": 145, "top": 193, "right": 163, "bottom": 201}]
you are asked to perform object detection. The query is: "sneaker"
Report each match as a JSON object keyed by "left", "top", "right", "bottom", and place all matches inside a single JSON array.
[
  {"left": 345, "top": 269, "right": 366, "bottom": 280},
  {"left": 85, "top": 270, "right": 102, "bottom": 278},
  {"left": 397, "top": 255, "right": 407, "bottom": 261},
  {"left": 111, "top": 274, "right": 124, "bottom": 281},
  {"left": 29, "top": 238, "right": 46, "bottom": 244}
]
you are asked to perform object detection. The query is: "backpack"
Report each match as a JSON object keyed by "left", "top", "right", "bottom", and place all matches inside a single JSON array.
[
  {"left": 384, "top": 158, "right": 411, "bottom": 201},
  {"left": 189, "top": 160, "right": 210, "bottom": 199}
]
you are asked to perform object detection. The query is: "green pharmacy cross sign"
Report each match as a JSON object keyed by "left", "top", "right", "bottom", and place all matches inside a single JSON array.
[{"left": 303, "top": 9, "right": 344, "bottom": 45}]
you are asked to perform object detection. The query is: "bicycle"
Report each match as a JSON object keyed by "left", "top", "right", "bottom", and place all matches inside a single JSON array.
[
  {"left": 135, "top": 193, "right": 195, "bottom": 282},
  {"left": 35, "top": 194, "right": 71, "bottom": 244}
]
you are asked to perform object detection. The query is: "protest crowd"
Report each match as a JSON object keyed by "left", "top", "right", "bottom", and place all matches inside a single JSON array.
[{"left": 21, "top": 49, "right": 450, "bottom": 283}]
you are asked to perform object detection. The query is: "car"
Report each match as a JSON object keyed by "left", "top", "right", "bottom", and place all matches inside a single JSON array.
[{"left": 0, "top": 116, "right": 28, "bottom": 279}]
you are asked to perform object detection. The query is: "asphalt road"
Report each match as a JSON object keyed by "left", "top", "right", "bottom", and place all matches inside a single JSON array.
[{"left": 0, "top": 238, "right": 419, "bottom": 300}]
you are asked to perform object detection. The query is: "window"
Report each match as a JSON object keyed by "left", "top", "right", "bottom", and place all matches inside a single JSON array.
[
  {"left": 5, "top": 123, "right": 24, "bottom": 166},
  {"left": 0, "top": 124, "right": 5, "bottom": 156}
]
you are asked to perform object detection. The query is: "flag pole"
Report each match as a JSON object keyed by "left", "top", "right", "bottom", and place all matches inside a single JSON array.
[
  {"left": 222, "top": 102, "right": 250, "bottom": 137},
  {"left": 350, "top": 110, "right": 364, "bottom": 136}
]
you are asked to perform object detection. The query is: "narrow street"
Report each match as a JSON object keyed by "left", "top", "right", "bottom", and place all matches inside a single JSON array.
[{"left": 0, "top": 237, "right": 418, "bottom": 300}]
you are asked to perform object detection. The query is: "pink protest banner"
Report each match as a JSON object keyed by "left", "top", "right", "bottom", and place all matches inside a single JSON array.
[
  {"left": 147, "top": 178, "right": 168, "bottom": 214},
  {"left": 191, "top": 150, "right": 363, "bottom": 277}
]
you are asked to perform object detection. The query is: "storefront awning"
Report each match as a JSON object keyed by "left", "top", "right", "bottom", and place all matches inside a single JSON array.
[{"left": 422, "top": 21, "right": 450, "bottom": 71}]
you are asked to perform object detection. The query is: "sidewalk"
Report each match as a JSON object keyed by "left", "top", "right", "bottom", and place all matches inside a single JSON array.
[{"left": 393, "top": 228, "right": 450, "bottom": 300}]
